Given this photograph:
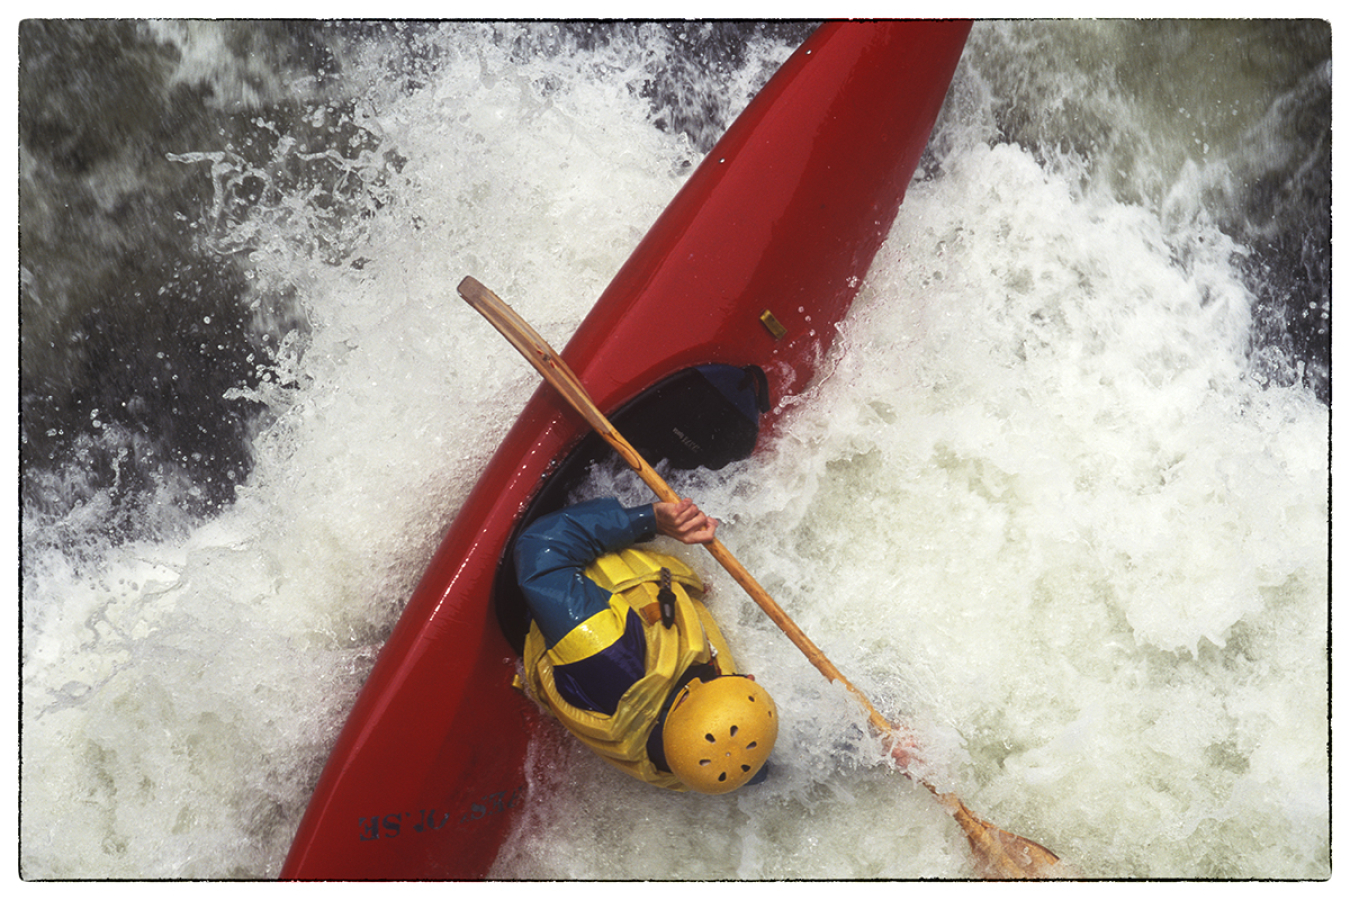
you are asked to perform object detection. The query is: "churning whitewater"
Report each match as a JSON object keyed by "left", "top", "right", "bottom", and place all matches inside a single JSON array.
[{"left": 20, "top": 21, "right": 1328, "bottom": 879}]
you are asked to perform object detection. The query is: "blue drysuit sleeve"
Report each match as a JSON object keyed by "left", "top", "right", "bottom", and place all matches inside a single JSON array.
[{"left": 514, "top": 498, "right": 657, "bottom": 647}]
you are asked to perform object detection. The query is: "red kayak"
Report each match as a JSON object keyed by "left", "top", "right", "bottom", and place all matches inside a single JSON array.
[{"left": 281, "top": 20, "right": 970, "bottom": 880}]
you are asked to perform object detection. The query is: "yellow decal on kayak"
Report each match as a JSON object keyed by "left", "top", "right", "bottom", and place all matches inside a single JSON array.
[{"left": 759, "top": 309, "right": 787, "bottom": 340}]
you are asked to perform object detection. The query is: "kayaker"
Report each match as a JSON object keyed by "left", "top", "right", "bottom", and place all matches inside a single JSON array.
[{"left": 514, "top": 495, "right": 777, "bottom": 794}]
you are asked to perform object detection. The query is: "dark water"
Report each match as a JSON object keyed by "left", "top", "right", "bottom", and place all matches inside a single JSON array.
[{"left": 19, "top": 20, "right": 824, "bottom": 560}]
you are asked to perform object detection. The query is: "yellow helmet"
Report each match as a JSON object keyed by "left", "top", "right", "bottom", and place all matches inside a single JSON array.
[{"left": 662, "top": 675, "right": 777, "bottom": 794}]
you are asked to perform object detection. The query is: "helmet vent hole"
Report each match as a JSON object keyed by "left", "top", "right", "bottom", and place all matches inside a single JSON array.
[
  {"left": 704, "top": 733, "right": 715, "bottom": 743},
  {"left": 718, "top": 773, "right": 728, "bottom": 782},
  {"left": 729, "top": 726, "right": 739, "bottom": 737},
  {"left": 741, "top": 765, "right": 751, "bottom": 773},
  {"left": 746, "top": 741, "right": 757, "bottom": 750},
  {"left": 699, "top": 759, "right": 711, "bottom": 767}
]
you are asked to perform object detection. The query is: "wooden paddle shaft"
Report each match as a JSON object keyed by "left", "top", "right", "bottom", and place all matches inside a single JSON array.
[
  {"left": 459, "top": 278, "right": 889, "bottom": 727},
  {"left": 457, "top": 276, "right": 1062, "bottom": 878}
]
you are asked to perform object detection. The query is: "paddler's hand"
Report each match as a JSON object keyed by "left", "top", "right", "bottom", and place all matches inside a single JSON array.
[
  {"left": 654, "top": 498, "right": 718, "bottom": 545},
  {"left": 886, "top": 728, "right": 921, "bottom": 772}
]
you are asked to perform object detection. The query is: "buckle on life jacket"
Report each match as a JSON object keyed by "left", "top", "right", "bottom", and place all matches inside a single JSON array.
[{"left": 658, "top": 568, "right": 676, "bottom": 629}]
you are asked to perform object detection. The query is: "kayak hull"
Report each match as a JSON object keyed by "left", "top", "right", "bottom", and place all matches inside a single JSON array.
[{"left": 281, "top": 20, "right": 970, "bottom": 880}]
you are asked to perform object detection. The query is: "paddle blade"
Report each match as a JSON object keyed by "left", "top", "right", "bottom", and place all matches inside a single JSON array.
[{"left": 943, "top": 795, "right": 1070, "bottom": 879}]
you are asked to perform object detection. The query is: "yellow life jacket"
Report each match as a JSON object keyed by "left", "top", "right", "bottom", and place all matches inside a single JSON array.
[{"left": 520, "top": 546, "right": 737, "bottom": 791}]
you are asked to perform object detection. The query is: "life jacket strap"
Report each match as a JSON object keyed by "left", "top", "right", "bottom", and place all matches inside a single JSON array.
[{"left": 658, "top": 567, "right": 677, "bottom": 628}]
